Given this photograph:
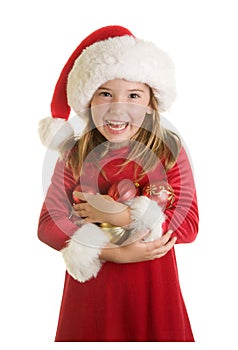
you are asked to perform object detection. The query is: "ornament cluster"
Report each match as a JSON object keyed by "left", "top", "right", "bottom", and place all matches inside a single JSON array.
[{"left": 73, "top": 179, "right": 175, "bottom": 209}]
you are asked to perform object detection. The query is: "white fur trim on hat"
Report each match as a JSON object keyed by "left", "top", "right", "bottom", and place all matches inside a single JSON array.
[
  {"left": 38, "top": 117, "right": 74, "bottom": 150},
  {"left": 61, "top": 223, "right": 110, "bottom": 283},
  {"left": 126, "top": 196, "right": 166, "bottom": 241},
  {"left": 67, "top": 35, "right": 176, "bottom": 114}
]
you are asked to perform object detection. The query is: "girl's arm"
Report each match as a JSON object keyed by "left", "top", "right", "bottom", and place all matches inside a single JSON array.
[
  {"left": 100, "top": 230, "right": 177, "bottom": 263},
  {"left": 72, "top": 192, "right": 131, "bottom": 226},
  {"left": 38, "top": 159, "right": 110, "bottom": 283},
  {"left": 38, "top": 146, "right": 198, "bottom": 280},
  {"left": 74, "top": 146, "right": 199, "bottom": 246},
  {"left": 73, "top": 193, "right": 177, "bottom": 264},
  {"left": 164, "top": 146, "right": 199, "bottom": 244},
  {"left": 38, "top": 158, "right": 79, "bottom": 251}
]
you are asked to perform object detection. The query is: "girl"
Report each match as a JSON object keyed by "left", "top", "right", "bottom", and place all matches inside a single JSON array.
[{"left": 38, "top": 25, "right": 199, "bottom": 342}]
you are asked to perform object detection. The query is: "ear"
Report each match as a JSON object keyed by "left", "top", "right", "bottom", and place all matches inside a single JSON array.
[{"left": 146, "top": 106, "right": 154, "bottom": 115}]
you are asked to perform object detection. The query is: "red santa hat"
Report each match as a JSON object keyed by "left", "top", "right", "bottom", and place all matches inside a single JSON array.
[{"left": 38, "top": 25, "right": 176, "bottom": 149}]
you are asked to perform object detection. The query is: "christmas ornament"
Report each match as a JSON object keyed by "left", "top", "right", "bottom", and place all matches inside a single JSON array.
[
  {"left": 72, "top": 183, "right": 130, "bottom": 244},
  {"left": 100, "top": 223, "right": 130, "bottom": 245},
  {"left": 108, "top": 179, "right": 140, "bottom": 202},
  {"left": 100, "top": 180, "right": 139, "bottom": 244},
  {"left": 142, "top": 181, "right": 175, "bottom": 209}
]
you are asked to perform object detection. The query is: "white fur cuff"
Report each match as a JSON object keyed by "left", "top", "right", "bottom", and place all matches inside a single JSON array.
[
  {"left": 61, "top": 223, "right": 110, "bottom": 282},
  {"left": 127, "top": 196, "right": 166, "bottom": 241}
]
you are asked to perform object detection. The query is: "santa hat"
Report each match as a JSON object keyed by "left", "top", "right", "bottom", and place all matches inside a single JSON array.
[{"left": 38, "top": 25, "right": 176, "bottom": 149}]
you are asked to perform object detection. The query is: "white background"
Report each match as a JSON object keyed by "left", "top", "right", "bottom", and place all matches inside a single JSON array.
[{"left": 1, "top": 0, "right": 237, "bottom": 349}]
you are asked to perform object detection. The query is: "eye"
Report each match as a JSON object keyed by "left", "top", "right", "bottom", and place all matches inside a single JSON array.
[
  {"left": 99, "top": 91, "right": 112, "bottom": 97},
  {"left": 129, "top": 93, "right": 140, "bottom": 99}
]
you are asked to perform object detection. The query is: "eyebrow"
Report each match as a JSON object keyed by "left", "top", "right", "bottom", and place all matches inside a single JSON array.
[
  {"left": 98, "top": 87, "right": 112, "bottom": 90},
  {"left": 98, "top": 87, "right": 146, "bottom": 93},
  {"left": 128, "top": 89, "right": 145, "bottom": 93}
]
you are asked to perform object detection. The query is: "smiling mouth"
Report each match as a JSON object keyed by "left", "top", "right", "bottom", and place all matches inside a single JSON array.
[{"left": 105, "top": 120, "right": 129, "bottom": 131}]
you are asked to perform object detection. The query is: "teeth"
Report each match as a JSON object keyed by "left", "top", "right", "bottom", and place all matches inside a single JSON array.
[
  {"left": 107, "top": 121, "right": 127, "bottom": 126},
  {"left": 106, "top": 120, "right": 128, "bottom": 131}
]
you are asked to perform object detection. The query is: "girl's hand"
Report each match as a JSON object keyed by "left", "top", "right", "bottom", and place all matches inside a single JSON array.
[
  {"left": 100, "top": 230, "right": 177, "bottom": 263},
  {"left": 73, "top": 192, "right": 131, "bottom": 226}
]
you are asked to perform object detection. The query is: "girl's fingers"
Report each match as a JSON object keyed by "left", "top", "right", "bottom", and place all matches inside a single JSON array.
[
  {"left": 148, "top": 230, "right": 173, "bottom": 249},
  {"left": 73, "top": 203, "right": 81, "bottom": 210},
  {"left": 73, "top": 191, "right": 86, "bottom": 200},
  {"left": 74, "top": 193, "right": 126, "bottom": 214},
  {"left": 73, "top": 202, "right": 88, "bottom": 211},
  {"left": 153, "top": 237, "right": 177, "bottom": 256},
  {"left": 146, "top": 235, "right": 177, "bottom": 260}
]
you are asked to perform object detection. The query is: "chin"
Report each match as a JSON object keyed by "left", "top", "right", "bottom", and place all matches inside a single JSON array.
[
  {"left": 105, "top": 132, "right": 136, "bottom": 143},
  {"left": 108, "top": 137, "right": 128, "bottom": 143}
]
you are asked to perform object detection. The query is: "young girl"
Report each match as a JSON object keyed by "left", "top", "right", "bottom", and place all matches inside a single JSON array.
[{"left": 38, "top": 25, "right": 199, "bottom": 342}]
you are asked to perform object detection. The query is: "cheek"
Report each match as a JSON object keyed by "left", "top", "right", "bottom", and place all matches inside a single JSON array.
[
  {"left": 129, "top": 107, "right": 148, "bottom": 127},
  {"left": 91, "top": 112, "right": 100, "bottom": 128},
  {"left": 91, "top": 104, "right": 108, "bottom": 127}
]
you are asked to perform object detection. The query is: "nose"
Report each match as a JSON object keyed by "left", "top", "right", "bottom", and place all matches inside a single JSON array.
[{"left": 109, "top": 101, "right": 127, "bottom": 116}]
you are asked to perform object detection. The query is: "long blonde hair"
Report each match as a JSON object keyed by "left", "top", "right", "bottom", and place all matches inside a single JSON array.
[{"left": 62, "top": 91, "right": 181, "bottom": 180}]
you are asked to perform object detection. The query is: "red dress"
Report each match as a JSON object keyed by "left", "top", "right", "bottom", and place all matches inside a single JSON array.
[{"left": 38, "top": 145, "right": 199, "bottom": 342}]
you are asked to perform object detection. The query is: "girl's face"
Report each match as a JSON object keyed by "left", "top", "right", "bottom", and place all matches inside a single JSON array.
[{"left": 90, "top": 79, "right": 152, "bottom": 143}]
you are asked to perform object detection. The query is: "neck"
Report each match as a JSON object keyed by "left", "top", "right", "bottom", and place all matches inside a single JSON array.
[{"left": 106, "top": 140, "right": 130, "bottom": 149}]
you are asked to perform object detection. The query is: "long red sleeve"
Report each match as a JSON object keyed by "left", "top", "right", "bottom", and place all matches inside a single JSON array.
[
  {"left": 38, "top": 159, "right": 78, "bottom": 251},
  {"left": 164, "top": 147, "right": 199, "bottom": 243}
]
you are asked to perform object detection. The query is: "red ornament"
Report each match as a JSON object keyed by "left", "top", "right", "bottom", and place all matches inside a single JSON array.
[
  {"left": 72, "top": 184, "right": 96, "bottom": 204},
  {"left": 108, "top": 179, "right": 140, "bottom": 203},
  {"left": 142, "top": 181, "right": 175, "bottom": 209}
]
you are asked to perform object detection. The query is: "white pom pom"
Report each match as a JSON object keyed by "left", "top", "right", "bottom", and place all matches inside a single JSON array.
[{"left": 38, "top": 117, "right": 74, "bottom": 150}]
